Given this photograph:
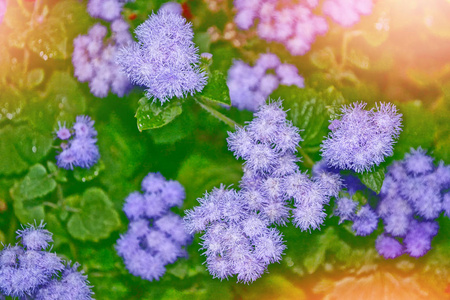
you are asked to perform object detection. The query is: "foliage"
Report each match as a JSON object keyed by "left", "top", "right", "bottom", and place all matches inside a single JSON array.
[{"left": 0, "top": 0, "right": 449, "bottom": 299}]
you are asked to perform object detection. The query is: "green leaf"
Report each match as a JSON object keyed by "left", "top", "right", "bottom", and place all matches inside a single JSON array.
[
  {"left": 272, "top": 86, "right": 346, "bottom": 151},
  {"left": 193, "top": 32, "right": 211, "bottom": 53},
  {"left": 45, "top": 212, "right": 70, "bottom": 247},
  {"left": 150, "top": 108, "right": 195, "bottom": 144},
  {"left": 357, "top": 166, "right": 385, "bottom": 194},
  {"left": 0, "top": 88, "right": 26, "bottom": 123},
  {"left": 45, "top": 71, "right": 86, "bottom": 121},
  {"left": 28, "top": 17, "right": 68, "bottom": 60},
  {"left": 0, "top": 125, "right": 29, "bottom": 175},
  {"left": 49, "top": 0, "right": 93, "bottom": 39},
  {"left": 177, "top": 154, "right": 242, "bottom": 207},
  {"left": 135, "top": 98, "right": 183, "bottom": 131},
  {"left": 14, "top": 126, "right": 53, "bottom": 165},
  {"left": 13, "top": 197, "right": 45, "bottom": 224},
  {"left": 47, "top": 161, "right": 68, "bottom": 183},
  {"left": 199, "top": 71, "right": 231, "bottom": 105},
  {"left": 393, "top": 101, "right": 436, "bottom": 160},
  {"left": 73, "top": 161, "right": 105, "bottom": 182},
  {"left": 11, "top": 164, "right": 56, "bottom": 201},
  {"left": 304, "top": 246, "right": 327, "bottom": 274},
  {"left": 26, "top": 68, "right": 45, "bottom": 89},
  {"left": 67, "top": 188, "right": 120, "bottom": 241}
]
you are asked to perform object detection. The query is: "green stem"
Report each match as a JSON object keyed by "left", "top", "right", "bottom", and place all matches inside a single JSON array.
[
  {"left": 56, "top": 184, "right": 64, "bottom": 208},
  {"left": 194, "top": 98, "right": 241, "bottom": 129},
  {"left": 298, "top": 148, "right": 314, "bottom": 169},
  {"left": 43, "top": 201, "right": 58, "bottom": 209}
]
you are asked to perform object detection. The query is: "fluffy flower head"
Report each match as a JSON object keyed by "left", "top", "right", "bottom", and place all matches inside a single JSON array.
[{"left": 117, "top": 11, "right": 207, "bottom": 103}]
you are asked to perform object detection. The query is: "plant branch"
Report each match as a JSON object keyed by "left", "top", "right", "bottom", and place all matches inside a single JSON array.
[{"left": 194, "top": 98, "right": 241, "bottom": 129}]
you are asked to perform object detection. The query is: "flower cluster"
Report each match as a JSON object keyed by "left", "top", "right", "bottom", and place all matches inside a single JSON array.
[
  {"left": 116, "top": 173, "right": 192, "bottom": 281},
  {"left": 227, "top": 53, "right": 304, "bottom": 112},
  {"left": 321, "top": 102, "right": 402, "bottom": 173},
  {"left": 376, "top": 148, "right": 450, "bottom": 258},
  {"left": 116, "top": 11, "right": 207, "bottom": 103},
  {"left": 322, "top": 0, "right": 373, "bottom": 27},
  {"left": 334, "top": 148, "right": 450, "bottom": 259},
  {"left": 184, "top": 101, "right": 342, "bottom": 283},
  {"left": 55, "top": 115, "right": 100, "bottom": 170},
  {"left": 72, "top": 20, "right": 133, "bottom": 98},
  {"left": 87, "top": 0, "right": 132, "bottom": 22},
  {"left": 234, "top": 0, "right": 327, "bottom": 56},
  {"left": 0, "top": 221, "right": 93, "bottom": 299},
  {"left": 233, "top": 0, "right": 373, "bottom": 56}
]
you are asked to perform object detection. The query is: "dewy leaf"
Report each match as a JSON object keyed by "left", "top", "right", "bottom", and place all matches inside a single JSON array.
[
  {"left": 11, "top": 164, "right": 56, "bottom": 201},
  {"left": 135, "top": 98, "right": 183, "bottom": 131},
  {"left": 0, "top": 88, "right": 26, "bottom": 123},
  {"left": 357, "top": 166, "right": 385, "bottom": 194},
  {"left": 14, "top": 125, "right": 53, "bottom": 165},
  {"left": 67, "top": 188, "right": 120, "bottom": 241},
  {"left": 73, "top": 161, "right": 105, "bottom": 182},
  {"left": 199, "top": 70, "right": 231, "bottom": 106},
  {"left": 28, "top": 17, "right": 68, "bottom": 60},
  {"left": 44, "top": 71, "right": 86, "bottom": 121}
]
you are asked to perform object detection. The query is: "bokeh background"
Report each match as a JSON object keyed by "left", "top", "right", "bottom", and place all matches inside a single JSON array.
[{"left": 0, "top": 0, "right": 450, "bottom": 299}]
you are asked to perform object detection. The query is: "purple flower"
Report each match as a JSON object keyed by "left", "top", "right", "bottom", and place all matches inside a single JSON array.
[
  {"left": 375, "top": 234, "right": 403, "bottom": 259},
  {"left": 403, "top": 220, "right": 438, "bottom": 257},
  {"left": 334, "top": 197, "right": 357, "bottom": 224},
  {"left": 87, "top": 0, "right": 125, "bottom": 22},
  {"left": 321, "top": 102, "right": 402, "bottom": 173},
  {"left": 403, "top": 147, "right": 434, "bottom": 176},
  {"left": 0, "top": 222, "right": 92, "bottom": 299},
  {"left": 34, "top": 263, "right": 93, "bottom": 300},
  {"left": 16, "top": 221, "right": 52, "bottom": 251},
  {"left": 185, "top": 101, "right": 344, "bottom": 283},
  {"left": 159, "top": 1, "right": 182, "bottom": 15},
  {"left": 443, "top": 193, "right": 450, "bottom": 218},
  {"left": 116, "top": 173, "right": 191, "bottom": 281},
  {"left": 55, "top": 115, "right": 100, "bottom": 170},
  {"left": 55, "top": 122, "right": 71, "bottom": 140},
  {"left": 233, "top": 1, "right": 328, "bottom": 56},
  {"left": 227, "top": 54, "right": 304, "bottom": 111},
  {"left": 352, "top": 205, "right": 378, "bottom": 236},
  {"left": 116, "top": 11, "right": 207, "bottom": 103},
  {"left": 72, "top": 22, "right": 132, "bottom": 98}
]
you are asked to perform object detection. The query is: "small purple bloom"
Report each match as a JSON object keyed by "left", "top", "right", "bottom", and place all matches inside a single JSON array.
[
  {"left": 55, "top": 122, "right": 71, "bottom": 140},
  {"left": 352, "top": 205, "right": 378, "bottom": 236},
  {"left": 375, "top": 234, "right": 403, "bottom": 259},
  {"left": 321, "top": 102, "right": 402, "bottom": 173},
  {"left": 55, "top": 115, "right": 100, "bottom": 170}
]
